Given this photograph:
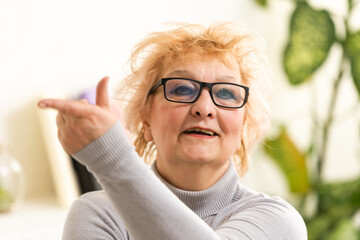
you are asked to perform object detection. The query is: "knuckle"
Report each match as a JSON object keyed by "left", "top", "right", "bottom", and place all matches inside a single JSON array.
[
  {"left": 88, "top": 115, "right": 97, "bottom": 125},
  {"left": 64, "top": 105, "right": 73, "bottom": 115}
]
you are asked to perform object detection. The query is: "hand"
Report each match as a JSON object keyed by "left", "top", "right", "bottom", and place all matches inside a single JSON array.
[{"left": 38, "top": 76, "right": 118, "bottom": 154}]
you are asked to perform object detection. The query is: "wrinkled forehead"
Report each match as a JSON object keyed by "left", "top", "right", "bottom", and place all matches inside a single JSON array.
[{"left": 161, "top": 54, "right": 242, "bottom": 83}]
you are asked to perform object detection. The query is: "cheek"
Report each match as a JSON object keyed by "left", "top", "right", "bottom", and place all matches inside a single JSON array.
[
  {"left": 221, "top": 111, "right": 245, "bottom": 143},
  {"left": 157, "top": 104, "right": 183, "bottom": 127},
  {"left": 149, "top": 102, "right": 186, "bottom": 141}
]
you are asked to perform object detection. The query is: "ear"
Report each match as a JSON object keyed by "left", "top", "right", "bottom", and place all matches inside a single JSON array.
[{"left": 142, "top": 120, "right": 153, "bottom": 142}]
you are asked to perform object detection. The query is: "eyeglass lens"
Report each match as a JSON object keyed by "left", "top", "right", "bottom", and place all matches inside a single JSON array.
[{"left": 164, "top": 79, "right": 246, "bottom": 108}]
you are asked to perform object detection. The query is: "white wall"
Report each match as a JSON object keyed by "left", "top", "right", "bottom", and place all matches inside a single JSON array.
[{"left": 0, "top": 0, "right": 359, "bottom": 200}]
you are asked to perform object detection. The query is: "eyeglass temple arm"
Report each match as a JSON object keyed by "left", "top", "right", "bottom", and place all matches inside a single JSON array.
[{"left": 148, "top": 80, "right": 163, "bottom": 95}]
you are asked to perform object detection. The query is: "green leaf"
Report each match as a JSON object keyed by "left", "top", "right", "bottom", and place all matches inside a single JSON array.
[
  {"left": 327, "top": 219, "right": 359, "bottom": 240},
  {"left": 345, "top": 31, "right": 360, "bottom": 56},
  {"left": 317, "top": 177, "right": 360, "bottom": 212},
  {"left": 306, "top": 208, "right": 353, "bottom": 240},
  {"left": 306, "top": 210, "right": 337, "bottom": 240},
  {"left": 345, "top": 31, "right": 360, "bottom": 96},
  {"left": 254, "top": 0, "right": 267, "bottom": 7},
  {"left": 263, "top": 127, "right": 310, "bottom": 193},
  {"left": 283, "top": 2, "right": 336, "bottom": 85},
  {"left": 306, "top": 177, "right": 360, "bottom": 239},
  {"left": 351, "top": 56, "right": 360, "bottom": 96}
]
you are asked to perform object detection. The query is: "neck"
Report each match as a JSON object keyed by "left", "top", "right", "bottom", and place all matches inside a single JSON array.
[{"left": 155, "top": 160, "right": 231, "bottom": 191}]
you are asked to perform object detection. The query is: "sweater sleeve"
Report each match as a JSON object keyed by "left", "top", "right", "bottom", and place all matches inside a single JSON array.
[
  {"left": 62, "top": 191, "right": 129, "bottom": 240},
  {"left": 70, "top": 121, "right": 307, "bottom": 240}
]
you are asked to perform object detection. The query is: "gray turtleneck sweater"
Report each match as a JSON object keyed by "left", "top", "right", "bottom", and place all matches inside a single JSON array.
[{"left": 62, "top": 122, "right": 307, "bottom": 240}]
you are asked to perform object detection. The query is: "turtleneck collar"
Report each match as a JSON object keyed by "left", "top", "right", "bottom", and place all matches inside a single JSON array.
[{"left": 151, "top": 160, "right": 240, "bottom": 219}]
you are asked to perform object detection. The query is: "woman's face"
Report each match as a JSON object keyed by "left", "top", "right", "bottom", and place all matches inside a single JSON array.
[{"left": 143, "top": 56, "right": 246, "bottom": 172}]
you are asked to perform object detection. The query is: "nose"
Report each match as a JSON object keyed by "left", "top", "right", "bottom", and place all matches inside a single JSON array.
[{"left": 190, "top": 89, "right": 216, "bottom": 118}]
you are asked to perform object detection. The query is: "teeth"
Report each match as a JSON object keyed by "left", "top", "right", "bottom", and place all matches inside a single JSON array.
[
  {"left": 186, "top": 128, "right": 216, "bottom": 136},
  {"left": 201, "top": 129, "right": 215, "bottom": 136}
]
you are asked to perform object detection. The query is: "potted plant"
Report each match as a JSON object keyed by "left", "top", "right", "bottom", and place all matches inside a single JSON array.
[{"left": 254, "top": 0, "right": 360, "bottom": 239}]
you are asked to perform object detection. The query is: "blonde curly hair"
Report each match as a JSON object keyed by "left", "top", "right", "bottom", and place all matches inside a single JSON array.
[{"left": 115, "top": 22, "right": 272, "bottom": 176}]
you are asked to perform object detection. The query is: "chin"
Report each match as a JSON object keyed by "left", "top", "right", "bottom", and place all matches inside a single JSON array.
[
  {"left": 181, "top": 151, "right": 216, "bottom": 164},
  {"left": 177, "top": 144, "right": 220, "bottom": 164}
]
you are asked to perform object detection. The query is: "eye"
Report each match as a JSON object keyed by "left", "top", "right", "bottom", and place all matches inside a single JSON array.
[
  {"left": 214, "top": 88, "right": 237, "bottom": 100},
  {"left": 170, "top": 85, "right": 195, "bottom": 96}
]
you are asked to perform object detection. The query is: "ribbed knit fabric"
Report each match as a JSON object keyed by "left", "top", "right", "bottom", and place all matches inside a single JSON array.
[
  {"left": 151, "top": 161, "right": 240, "bottom": 219},
  {"left": 72, "top": 121, "right": 135, "bottom": 178},
  {"left": 63, "top": 121, "right": 308, "bottom": 240}
]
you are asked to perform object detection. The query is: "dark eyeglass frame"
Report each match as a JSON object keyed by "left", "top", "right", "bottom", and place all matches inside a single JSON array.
[{"left": 148, "top": 77, "right": 250, "bottom": 109}]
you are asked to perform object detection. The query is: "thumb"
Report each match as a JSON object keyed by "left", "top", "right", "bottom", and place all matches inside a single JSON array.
[{"left": 96, "top": 76, "right": 110, "bottom": 108}]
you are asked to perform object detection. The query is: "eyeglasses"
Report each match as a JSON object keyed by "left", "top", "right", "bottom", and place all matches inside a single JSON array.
[{"left": 148, "top": 78, "right": 249, "bottom": 109}]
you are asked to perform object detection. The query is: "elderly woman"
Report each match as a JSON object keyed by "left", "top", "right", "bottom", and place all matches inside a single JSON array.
[{"left": 38, "top": 22, "right": 307, "bottom": 239}]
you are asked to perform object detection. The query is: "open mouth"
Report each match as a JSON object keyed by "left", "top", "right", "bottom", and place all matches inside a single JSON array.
[{"left": 183, "top": 128, "right": 218, "bottom": 137}]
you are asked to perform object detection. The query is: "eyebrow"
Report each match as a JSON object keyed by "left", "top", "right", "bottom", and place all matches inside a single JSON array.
[{"left": 166, "top": 69, "right": 238, "bottom": 83}]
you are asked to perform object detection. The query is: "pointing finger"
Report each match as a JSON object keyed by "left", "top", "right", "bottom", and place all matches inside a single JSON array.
[{"left": 38, "top": 99, "right": 94, "bottom": 117}]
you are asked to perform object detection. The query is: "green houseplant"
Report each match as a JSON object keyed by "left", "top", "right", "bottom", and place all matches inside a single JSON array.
[
  {"left": 254, "top": 0, "right": 360, "bottom": 239},
  {"left": 0, "top": 146, "right": 25, "bottom": 212},
  {"left": 0, "top": 146, "right": 14, "bottom": 212}
]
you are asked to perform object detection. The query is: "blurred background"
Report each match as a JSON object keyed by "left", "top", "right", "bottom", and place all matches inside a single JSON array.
[{"left": 0, "top": 0, "right": 359, "bottom": 239}]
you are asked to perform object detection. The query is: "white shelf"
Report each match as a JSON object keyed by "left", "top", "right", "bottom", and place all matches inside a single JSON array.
[{"left": 0, "top": 198, "right": 69, "bottom": 240}]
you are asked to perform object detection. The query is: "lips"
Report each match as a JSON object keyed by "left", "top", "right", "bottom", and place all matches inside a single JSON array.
[{"left": 183, "top": 128, "right": 218, "bottom": 136}]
